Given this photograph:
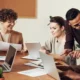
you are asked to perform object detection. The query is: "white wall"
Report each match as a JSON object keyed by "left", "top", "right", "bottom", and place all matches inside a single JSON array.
[{"left": 13, "top": 0, "right": 80, "bottom": 45}]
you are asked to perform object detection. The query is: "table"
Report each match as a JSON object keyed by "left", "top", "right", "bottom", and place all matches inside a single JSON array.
[{"left": 0, "top": 52, "right": 56, "bottom": 80}]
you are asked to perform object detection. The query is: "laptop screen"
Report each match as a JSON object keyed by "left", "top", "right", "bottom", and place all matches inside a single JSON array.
[
  {"left": 40, "top": 52, "right": 60, "bottom": 80},
  {"left": 26, "top": 43, "right": 41, "bottom": 59},
  {"left": 5, "top": 45, "right": 16, "bottom": 68}
]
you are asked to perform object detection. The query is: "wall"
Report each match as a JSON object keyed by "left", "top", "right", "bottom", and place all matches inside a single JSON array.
[{"left": 13, "top": 0, "right": 80, "bottom": 45}]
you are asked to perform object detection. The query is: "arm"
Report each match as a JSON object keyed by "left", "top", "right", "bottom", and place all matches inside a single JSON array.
[
  {"left": 63, "top": 22, "right": 74, "bottom": 55},
  {"left": 40, "top": 38, "right": 53, "bottom": 54},
  {"left": 49, "top": 53, "right": 66, "bottom": 61},
  {"left": 19, "top": 33, "right": 27, "bottom": 53},
  {"left": 64, "top": 23, "right": 74, "bottom": 50},
  {"left": 40, "top": 46, "right": 50, "bottom": 54}
]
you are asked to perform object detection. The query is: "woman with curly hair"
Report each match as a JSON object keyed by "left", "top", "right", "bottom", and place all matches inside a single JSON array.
[{"left": 0, "top": 8, "right": 24, "bottom": 52}]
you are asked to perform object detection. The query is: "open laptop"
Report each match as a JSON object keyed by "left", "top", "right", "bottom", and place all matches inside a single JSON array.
[
  {"left": 39, "top": 52, "right": 72, "bottom": 80},
  {"left": 39, "top": 52, "right": 61, "bottom": 80},
  {"left": 23, "top": 43, "right": 41, "bottom": 60},
  {"left": 0, "top": 45, "right": 17, "bottom": 72}
]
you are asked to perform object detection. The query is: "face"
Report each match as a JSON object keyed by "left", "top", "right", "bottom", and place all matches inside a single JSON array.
[
  {"left": 49, "top": 22, "right": 64, "bottom": 38},
  {"left": 69, "top": 14, "right": 80, "bottom": 29},
  {"left": 0, "top": 19, "right": 15, "bottom": 32}
]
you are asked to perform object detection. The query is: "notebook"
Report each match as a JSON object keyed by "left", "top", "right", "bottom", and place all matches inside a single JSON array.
[
  {"left": 0, "top": 45, "right": 17, "bottom": 72},
  {"left": 23, "top": 43, "right": 41, "bottom": 60}
]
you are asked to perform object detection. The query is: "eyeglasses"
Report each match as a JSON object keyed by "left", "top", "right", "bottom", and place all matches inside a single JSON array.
[{"left": 73, "top": 23, "right": 80, "bottom": 27}]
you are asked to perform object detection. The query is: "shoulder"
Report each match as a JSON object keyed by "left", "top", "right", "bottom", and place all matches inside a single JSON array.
[
  {"left": 46, "top": 36, "right": 55, "bottom": 43},
  {"left": 11, "top": 30, "right": 22, "bottom": 35}
]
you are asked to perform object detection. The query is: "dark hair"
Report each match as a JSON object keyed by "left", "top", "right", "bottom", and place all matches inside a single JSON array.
[
  {"left": 49, "top": 16, "right": 65, "bottom": 27},
  {"left": 66, "top": 8, "right": 80, "bottom": 21},
  {"left": 0, "top": 8, "right": 18, "bottom": 22}
]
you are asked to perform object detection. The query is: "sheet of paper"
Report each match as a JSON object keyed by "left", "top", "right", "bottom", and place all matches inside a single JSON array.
[
  {"left": 24, "top": 63, "right": 43, "bottom": 69},
  {"left": 22, "top": 55, "right": 40, "bottom": 60},
  {"left": 10, "top": 43, "right": 22, "bottom": 51},
  {"left": 0, "top": 41, "right": 10, "bottom": 51},
  {"left": 30, "top": 59, "right": 43, "bottom": 66},
  {"left": 0, "top": 41, "right": 22, "bottom": 51},
  {"left": 0, "top": 56, "right": 6, "bottom": 60},
  {"left": 18, "top": 68, "right": 47, "bottom": 77}
]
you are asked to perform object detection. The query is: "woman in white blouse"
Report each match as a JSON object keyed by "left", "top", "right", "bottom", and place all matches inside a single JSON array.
[{"left": 40, "top": 16, "right": 76, "bottom": 65}]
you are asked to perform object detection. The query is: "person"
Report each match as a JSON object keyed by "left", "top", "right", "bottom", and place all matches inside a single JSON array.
[
  {"left": 0, "top": 8, "right": 24, "bottom": 52},
  {"left": 40, "top": 16, "right": 76, "bottom": 65},
  {"left": 64, "top": 8, "right": 80, "bottom": 59},
  {"left": 57, "top": 8, "right": 80, "bottom": 79}
]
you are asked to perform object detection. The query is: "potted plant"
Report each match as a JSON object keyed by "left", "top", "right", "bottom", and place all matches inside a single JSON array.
[{"left": 0, "top": 67, "right": 4, "bottom": 80}]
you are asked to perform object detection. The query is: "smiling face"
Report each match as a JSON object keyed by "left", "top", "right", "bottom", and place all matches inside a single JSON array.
[
  {"left": 0, "top": 19, "right": 15, "bottom": 32},
  {"left": 49, "top": 22, "right": 64, "bottom": 38},
  {"left": 69, "top": 14, "right": 80, "bottom": 29}
]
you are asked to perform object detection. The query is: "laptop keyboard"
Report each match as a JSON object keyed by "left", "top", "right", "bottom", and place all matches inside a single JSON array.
[
  {"left": 0, "top": 65, "right": 9, "bottom": 71},
  {"left": 1, "top": 66, "right": 6, "bottom": 70}
]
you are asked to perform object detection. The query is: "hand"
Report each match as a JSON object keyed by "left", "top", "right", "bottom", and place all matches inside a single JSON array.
[
  {"left": 69, "top": 50, "right": 80, "bottom": 59},
  {"left": 39, "top": 49, "right": 50, "bottom": 54},
  {"left": 39, "top": 49, "right": 47, "bottom": 54},
  {"left": 51, "top": 54, "right": 66, "bottom": 61},
  {"left": 62, "top": 49, "right": 72, "bottom": 55},
  {"left": 64, "top": 70, "right": 80, "bottom": 80}
]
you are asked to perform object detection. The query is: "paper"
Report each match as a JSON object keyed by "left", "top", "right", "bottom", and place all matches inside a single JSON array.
[
  {"left": 30, "top": 59, "right": 43, "bottom": 67},
  {"left": 22, "top": 55, "right": 40, "bottom": 60},
  {"left": 0, "top": 56, "right": 6, "bottom": 60},
  {"left": 10, "top": 43, "right": 22, "bottom": 51},
  {"left": 0, "top": 41, "right": 22, "bottom": 51},
  {"left": 0, "top": 41, "right": 10, "bottom": 51},
  {"left": 24, "top": 63, "right": 43, "bottom": 69},
  {"left": 18, "top": 68, "right": 47, "bottom": 77}
]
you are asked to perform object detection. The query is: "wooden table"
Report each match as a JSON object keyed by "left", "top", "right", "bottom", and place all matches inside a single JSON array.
[{"left": 0, "top": 52, "right": 56, "bottom": 80}]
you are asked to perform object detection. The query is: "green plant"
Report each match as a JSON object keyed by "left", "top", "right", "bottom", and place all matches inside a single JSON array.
[{"left": 0, "top": 67, "right": 3, "bottom": 78}]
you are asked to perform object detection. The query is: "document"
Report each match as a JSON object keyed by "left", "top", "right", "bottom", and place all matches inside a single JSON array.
[
  {"left": 18, "top": 68, "right": 47, "bottom": 77},
  {"left": 30, "top": 59, "right": 43, "bottom": 66},
  {"left": 10, "top": 43, "right": 22, "bottom": 51},
  {"left": 24, "top": 62, "right": 43, "bottom": 69},
  {"left": 0, "top": 41, "right": 22, "bottom": 51},
  {"left": 0, "top": 56, "right": 6, "bottom": 60},
  {"left": 22, "top": 55, "right": 40, "bottom": 60}
]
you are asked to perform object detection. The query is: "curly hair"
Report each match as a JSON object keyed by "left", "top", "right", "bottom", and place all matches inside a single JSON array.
[{"left": 0, "top": 8, "right": 18, "bottom": 22}]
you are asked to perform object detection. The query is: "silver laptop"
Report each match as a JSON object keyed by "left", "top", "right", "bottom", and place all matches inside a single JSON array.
[
  {"left": 39, "top": 52, "right": 60, "bottom": 80},
  {"left": 0, "top": 45, "right": 17, "bottom": 72},
  {"left": 25, "top": 43, "right": 41, "bottom": 60}
]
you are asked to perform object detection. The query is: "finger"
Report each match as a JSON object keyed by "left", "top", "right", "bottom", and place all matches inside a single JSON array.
[
  {"left": 73, "top": 51, "right": 77, "bottom": 58},
  {"left": 62, "top": 49, "right": 72, "bottom": 55},
  {"left": 69, "top": 51, "right": 73, "bottom": 56},
  {"left": 76, "top": 51, "right": 79, "bottom": 59},
  {"left": 76, "top": 51, "right": 80, "bottom": 59}
]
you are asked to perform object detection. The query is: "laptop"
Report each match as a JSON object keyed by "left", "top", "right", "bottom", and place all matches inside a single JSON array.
[
  {"left": 39, "top": 52, "right": 72, "bottom": 80},
  {"left": 39, "top": 52, "right": 61, "bottom": 80},
  {"left": 0, "top": 45, "right": 17, "bottom": 72},
  {"left": 23, "top": 43, "right": 41, "bottom": 60}
]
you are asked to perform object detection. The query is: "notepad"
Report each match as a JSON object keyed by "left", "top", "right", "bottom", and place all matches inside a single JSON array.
[
  {"left": 0, "top": 41, "right": 22, "bottom": 51},
  {"left": 18, "top": 68, "right": 47, "bottom": 77}
]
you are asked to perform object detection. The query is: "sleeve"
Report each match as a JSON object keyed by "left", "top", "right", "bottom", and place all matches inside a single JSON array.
[
  {"left": 42, "top": 37, "right": 54, "bottom": 53},
  {"left": 19, "top": 33, "right": 24, "bottom": 50},
  {"left": 64, "top": 22, "right": 74, "bottom": 50}
]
